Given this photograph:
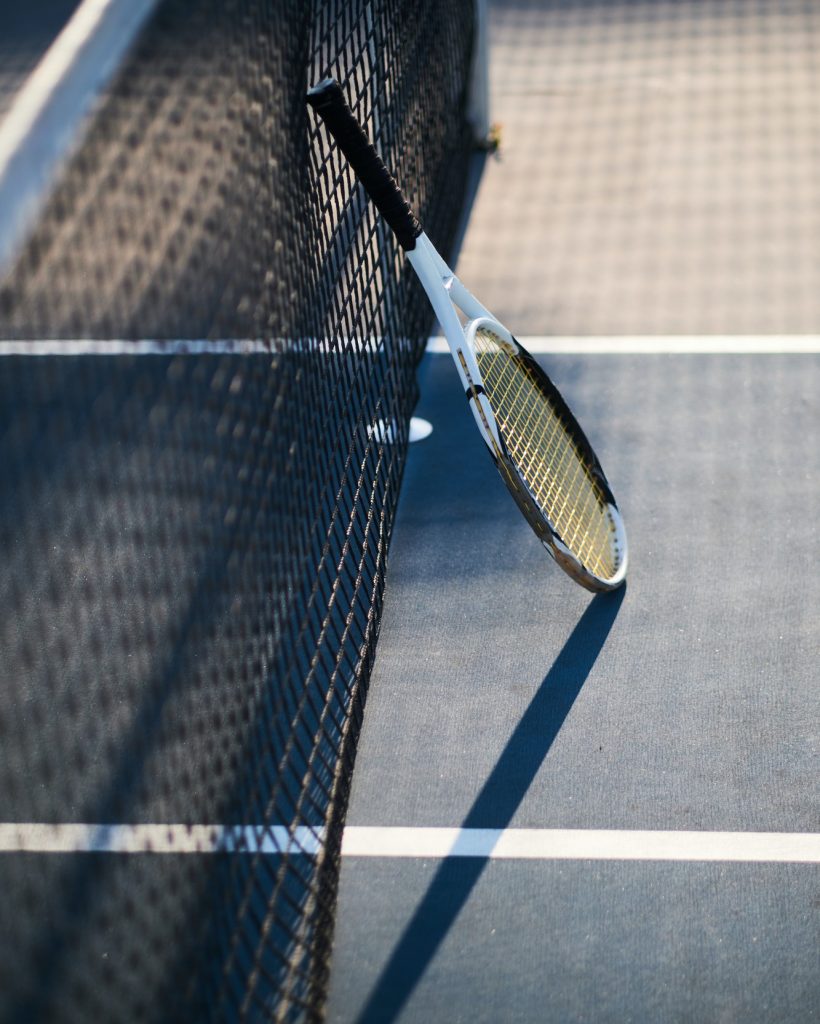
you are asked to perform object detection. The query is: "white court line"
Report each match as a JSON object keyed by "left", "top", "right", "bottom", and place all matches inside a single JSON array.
[
  {"left": 2, "top": 336, "right": 820, "bottom": 357},
  {"left": 0, "top": 338, "right": 388, "bottom": 355},
  {"left": 0, "top": 339, "right": 279, "bottom": 356},
  {"left": 2, "top": 824, "right": 818, "bottom": 863},
  {"left": 0, "top": 0, "right": 160, "bottom": 275},
  {"left": 0, "top": 823, "right": 325, "bottom": 855},
  {"left": 341, "top": 827, "right": 820, "bottom": 863},
  {"left": 428, "top": 335, "right": 820, "bottom": 354}
]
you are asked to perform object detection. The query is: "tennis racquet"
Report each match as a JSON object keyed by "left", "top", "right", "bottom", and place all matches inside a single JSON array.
[{"left": 307, "top": 79, "right": 627, "bottom": 593}]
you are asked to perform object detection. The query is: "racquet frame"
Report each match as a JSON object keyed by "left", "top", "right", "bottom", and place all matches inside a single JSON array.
[{"left": 409, "top": 234, "right": 627, "bottom": 592}]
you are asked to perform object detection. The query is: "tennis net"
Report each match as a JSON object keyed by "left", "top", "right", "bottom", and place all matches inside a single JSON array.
[{"left": 0, "top": 0, "right": 481, "bottom": 1020}]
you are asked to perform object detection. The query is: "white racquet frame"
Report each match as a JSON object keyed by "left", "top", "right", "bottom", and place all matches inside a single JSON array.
[{"left": 407, "top": 233, "right": 628, "bottom": 592}]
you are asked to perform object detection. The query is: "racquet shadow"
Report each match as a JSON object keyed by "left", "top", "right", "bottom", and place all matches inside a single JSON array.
[{"left": 354, "top": 586, "right": 626, "bottom": 1024}]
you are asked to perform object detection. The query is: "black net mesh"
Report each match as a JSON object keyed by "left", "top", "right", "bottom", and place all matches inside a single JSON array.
[{"left": 0, "top": 0, "right": 477, "bottom": 1020}]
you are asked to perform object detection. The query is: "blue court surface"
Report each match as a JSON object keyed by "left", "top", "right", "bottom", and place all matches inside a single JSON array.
[{"left": 325, "top": 344, "right": 819, "bottom": 1022}]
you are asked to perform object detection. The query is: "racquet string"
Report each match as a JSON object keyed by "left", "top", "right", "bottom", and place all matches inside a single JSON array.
[{"left": 473, "top": 327, "right": 619, "bottom": 580}]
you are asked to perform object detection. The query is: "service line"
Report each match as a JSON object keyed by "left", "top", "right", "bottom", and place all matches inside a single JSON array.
[{"left": 2, "top": 824, "right": 818, "bottom": 864}]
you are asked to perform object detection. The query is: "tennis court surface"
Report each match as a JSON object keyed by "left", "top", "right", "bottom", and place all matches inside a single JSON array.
[{"left": 0, "top": 1, "right": 818, "bottom": 1022}]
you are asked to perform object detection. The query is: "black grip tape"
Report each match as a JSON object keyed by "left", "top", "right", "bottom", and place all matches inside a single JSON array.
[{"left": 307, "top": 78, "right": 422, "bottom": 251}]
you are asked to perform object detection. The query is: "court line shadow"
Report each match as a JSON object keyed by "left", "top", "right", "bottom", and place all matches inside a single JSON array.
[{"left": 354, "top": 586, "right": 626, "bottom": 1024}]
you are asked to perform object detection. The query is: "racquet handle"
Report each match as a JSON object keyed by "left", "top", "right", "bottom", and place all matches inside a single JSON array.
[{"left": 307, "top": 78, "right": 422, "bottom": 251}]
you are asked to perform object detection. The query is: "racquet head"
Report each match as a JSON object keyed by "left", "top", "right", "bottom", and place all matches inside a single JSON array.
[{"left": 463, "top": 318, "right": 627, "bottom": 592}]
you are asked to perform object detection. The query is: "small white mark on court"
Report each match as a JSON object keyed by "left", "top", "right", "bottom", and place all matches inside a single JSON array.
[
  {"left": 409, "top": 417, "right": 433, "bottom": 442},
  {"left": 369, "top": 416, "right": 432, "bottom": 445}
]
